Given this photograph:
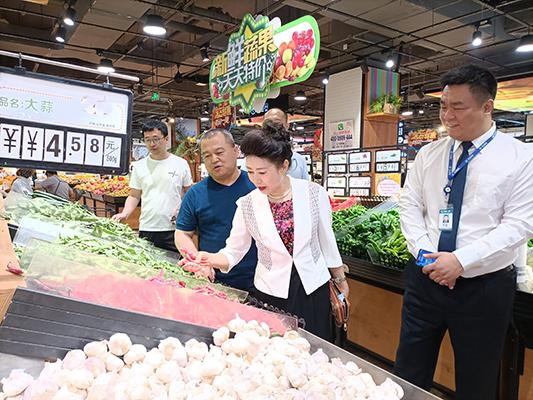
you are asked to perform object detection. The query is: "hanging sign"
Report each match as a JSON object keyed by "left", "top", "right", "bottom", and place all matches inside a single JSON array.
[
  {"left": 209, "top": 14, "right": 320, "bottom": 113},
  {"left": 211, "top": 101, "right": 235, "bottom": 129},
  {"left": 0, "top": 68, "right": 132, "bottom": 174},
  {"left": 327, "top": 120, "right": 355, "bottom": 150}
]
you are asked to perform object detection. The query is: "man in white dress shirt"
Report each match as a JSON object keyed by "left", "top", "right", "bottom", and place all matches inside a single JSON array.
[{"left": 395, "top": 64, "right": 533, "bottom": 400}]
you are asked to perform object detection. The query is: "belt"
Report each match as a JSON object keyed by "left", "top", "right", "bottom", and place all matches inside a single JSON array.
[{"left": 458, "top": 264, "right": 515, "bottom": 281}]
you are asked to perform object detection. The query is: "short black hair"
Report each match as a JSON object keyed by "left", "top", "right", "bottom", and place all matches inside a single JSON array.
[
  {"left": 240, "top": 120, "right": 292, "bottom": 167},
  {"left": 201, "top": 128, "right": 235, "bottom": 146},
  {"left": 142, "top": 119, "right": 168, "bottom": 137},
  {"left": 46, "top": 170, "right": 58, "bottom": 175},
  {"left": 440, "top": 64, "right": 497, "bottom": 104},
  {"left": 16, "top": 169, "right": 35, "bottom": 178}
]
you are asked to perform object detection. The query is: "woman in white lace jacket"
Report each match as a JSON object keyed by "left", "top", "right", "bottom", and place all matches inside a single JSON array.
[{"left": 194, "top": 121, "right": 348, "bottom": 339}]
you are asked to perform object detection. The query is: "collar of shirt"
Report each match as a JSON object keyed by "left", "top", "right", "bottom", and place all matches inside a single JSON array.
[{"left": 452, "top": 121, "right": 496, "bottom": 153}]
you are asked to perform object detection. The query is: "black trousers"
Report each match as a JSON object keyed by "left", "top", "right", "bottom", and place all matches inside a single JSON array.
[
  {"left": 139, "top": 230, "right": 177, "bottom": 253},
  {"left": 394, "top": 259, "right": 516, "bottom": 400},
  {"left": 254, "top": 266, "right": 332, "bottom": 341}
]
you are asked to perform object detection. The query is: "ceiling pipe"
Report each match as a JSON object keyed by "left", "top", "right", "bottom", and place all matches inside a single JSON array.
[{"left": 0, "top": 50, "right": 139, "bottom": 82}]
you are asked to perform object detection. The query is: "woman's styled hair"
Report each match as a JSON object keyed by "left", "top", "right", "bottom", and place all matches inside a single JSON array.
[{"left": 240, "top": 119, "right": 292, "bottom": 167}]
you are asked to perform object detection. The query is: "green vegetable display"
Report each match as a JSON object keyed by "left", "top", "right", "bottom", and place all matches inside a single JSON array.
[{"left": 334, "top": 206, "right": 411, "bottom": 269}]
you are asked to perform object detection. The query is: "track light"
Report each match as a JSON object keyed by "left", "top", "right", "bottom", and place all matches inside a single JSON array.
[
  {"left": 200, "top": 47, "right": 210, "bottom": 62},
  {"left": 294, "top": 90, "right": 307, "bottom": 101},
  {"left": 296, "top": 125, "right": 304, "bottom": 131},
  {"left": 516, "top": 34, "right": 533, "bottom": 52},
  {"left": 401, "top": 110, "right": 413, "bottom": 117},
  {"left": 63, "top": 7, "right": 77, "bottom": 26},
  {"left": 415, "top": 87, "right": 425, "bottom": 99},
  {"left": 418, "top": 109, "right": 425, "bottom": 115},
  {"left": 55, "top": 25, "right": 66, "bottom": 43},
  {"left": 194, "top": 75, "right": 208, "bottom": 86},
  {"left": 97, "top": 58, "right": 115, "bottom": 74},
  {"left": 200, "top": 116, "right": 210, "bottom": 122},
  {"left": 322, "top": 75, "right": 329, "bottom": 85},
  {"left": 143, "top": 14, "right": 166, "bottom": 36},
  {"left": 472, "top": 29, "right": 482, "bottom": 46},
  {"left": 385, "top": 53, "right": 395, "bottom": 69}
]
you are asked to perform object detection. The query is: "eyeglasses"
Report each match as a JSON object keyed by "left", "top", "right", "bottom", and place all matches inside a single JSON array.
[{"left": 143, "top": 137, "right": 164, "bottom": 144}]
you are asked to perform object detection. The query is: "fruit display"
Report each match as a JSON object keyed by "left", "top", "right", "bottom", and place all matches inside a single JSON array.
[
  {"left": 0, "top": 174, "right": 16, "bottom": 189},
  {"left": 272, "top": 28, "right": 317, "bottom": 83},
  {"left": 0, "top": 317, "right": 404, "bottom": 399},
  {"left": 75, "top": 176, "right": 129, "bottom": 197},
  {"left": 58, "top": 173, "right": 99, "bottom": 186}
]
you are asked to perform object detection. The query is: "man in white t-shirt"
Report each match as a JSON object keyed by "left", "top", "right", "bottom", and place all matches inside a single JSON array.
[{"left": 112, "top": 119, "right": 192, "bottom": 251}]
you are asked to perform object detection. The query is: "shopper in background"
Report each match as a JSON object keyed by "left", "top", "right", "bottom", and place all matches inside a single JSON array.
[
  {"left": 10, "top": 169, "right": 35, "bottom": 196},
  {"left": 252, "top": 108, "right": 310, "bottom": 180},
  {"left": 36, "top": 170, "right": 73, "bottom": 201},
  {"left": 112, "top": 119, "right": 192, "bottom": 252},
  {"left": 175, "top": 128, "right": 257, "bottom": 292},
  {"left": 395, "top": 64, "right": 533, "bottom": 400},
  {"left": 190, "top": 120, "right": 348, "bottom": 340}
]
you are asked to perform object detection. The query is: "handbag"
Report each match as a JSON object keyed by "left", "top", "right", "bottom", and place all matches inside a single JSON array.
[{"left": 329, "top": 279, "right": 350, "bottom": 331}]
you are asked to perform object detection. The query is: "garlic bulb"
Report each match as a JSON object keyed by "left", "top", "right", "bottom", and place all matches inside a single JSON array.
[
  {"left": 104, "top": 354, "right": 124, "bottom": 373},
  {"left": 107, "top": 333, "right": 132, "bottom": 357},
  {"left": 1, "top": 370, "right": 34, "bottom": 397},
  {"left": 158, "top": 337, "right": 182, "bottom": 361},
  {"left": 123, "top": 344, "right": 147, "bottom": 365},
  {"left": 83, "top": 341, "right": 108, "bottom": 359},
  {"left": 212, "top": 327, "right": 230, "bottom": 346}
]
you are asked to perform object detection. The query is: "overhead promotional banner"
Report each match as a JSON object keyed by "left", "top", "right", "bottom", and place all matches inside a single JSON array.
[
  {"left": 0, "top": 68, "right": 133, "bottom": 174},
  {"left": 209, "top": 13, "right": 320, "bottom": 113},
  {"left": 211, "top": 101, "right": 236, "bottom": 130},
  {"left": 327, "top": 120, "right": 355, "bottom": 150}
]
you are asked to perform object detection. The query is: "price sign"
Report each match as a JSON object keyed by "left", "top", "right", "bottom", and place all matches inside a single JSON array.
[
  {"left": 326, "top": 176, "right": 346, "bottom": 188},
  {"left": 349, "top": 163, "right": 370, "bottom": 173},
  {"left": 0, "top": 68, "right": 132, "bottom": 174},
  {"left": 350, "top": 188, "right": 370, "bottom": 196},
  {"left": 375, "top": 162, "right": 400, "bottom": 173},
  {"left": 328, "top": 164, "right": 346, "bottom": 173},
  {"left": 349, "top": 176, "right": 371, "bottom": 188},
  {"left": 327, "top": 153, "right": 347, "bottom": 165},
  {"left": 376, "top": 149, "right": 401, "bottom": 163},
  {"left": 328, "top": 188, "right": 346, "bottom": 196},
  {"left": 349, "top": 151, "right": 371, "bottom": 164}
]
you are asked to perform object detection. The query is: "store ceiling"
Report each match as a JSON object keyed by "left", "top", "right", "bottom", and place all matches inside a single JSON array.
[{"left": 1, "top": 0, "right": 532, "bottom": 133}]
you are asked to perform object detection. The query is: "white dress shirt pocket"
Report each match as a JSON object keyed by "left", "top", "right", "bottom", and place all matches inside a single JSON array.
[{"left": 472, "top": 172, "right": 511, "bottom": 210}]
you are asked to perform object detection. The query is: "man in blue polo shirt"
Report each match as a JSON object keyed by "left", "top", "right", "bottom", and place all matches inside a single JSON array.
[{"left": 175, "top": 128, "right": 257, "bottom": 291}]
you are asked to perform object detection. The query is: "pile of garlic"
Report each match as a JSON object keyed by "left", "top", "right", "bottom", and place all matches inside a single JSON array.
[{"left": 0, "top": 316, "right": 404, "bottom": 400}]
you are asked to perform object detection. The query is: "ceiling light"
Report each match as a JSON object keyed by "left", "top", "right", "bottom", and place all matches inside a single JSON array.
[
  {"left": 296, "top": 126, "right": 304, "bottom": 130},
  {"left": 194, "top": 75, "right": 208, "bottom": 86},
  {"left": 385, "top": 57, "right": 394, "bottom": 69},
  {"left": 143, "top": 14, "right": 166, "bottom": 36},
  {"left": 200, "top": 47, "right": 210, "bottom": 62},
  {"left": 401, "top": 110, "right": 413, "bottom": 116},
  {"left": 97, "top": 58, "right": 115, "bottom": 74},
  {"left": 294, "top": 90, "right": 307, "bottom": 101},
  {"left": 472, "top": 29, "right": 482, "bottom": 46},
  {"left": 200, "top": 116, "right": 210, "bottom": 122},
  {"left": 168, "top": 117, "right": 175, "bottom": 124},
  {"left": 55, "top": 26, "right": 66, "bottom": 43},
  {"left": 63, "top": 7, "right": 77, "bottom": 26},
  {"left": 516, "top": 34, "right": 533, "bottom": 52},
  {"left": 418, "top": 109, "right": 424, "bottom": 115},
  {"left": 322, "top": 75, "right": 329, "bottom": 85}
]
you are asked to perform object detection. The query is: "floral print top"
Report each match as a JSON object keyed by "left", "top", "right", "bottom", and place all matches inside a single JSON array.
[{"left": 269, "top": 199, "right": 295, "bottom": 255}]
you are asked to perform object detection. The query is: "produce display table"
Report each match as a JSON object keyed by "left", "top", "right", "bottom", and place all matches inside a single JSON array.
[
  {"left": 78, "top": 192, "right": 140, "bottom": 230},
  {"left": 0, "top": 287, "right": 440, "bottom": 400},
  {"left": 343, "top": 255, "right": 533, "bottom": 400}
]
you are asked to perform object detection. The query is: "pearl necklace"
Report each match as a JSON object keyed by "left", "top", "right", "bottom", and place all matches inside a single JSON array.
[{"left": 267, "top": 187, "right": 292, "bottom": 201}]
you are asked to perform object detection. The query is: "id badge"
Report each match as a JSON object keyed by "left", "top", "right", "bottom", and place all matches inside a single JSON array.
[{"left": 438, "top": 207, "right": 453, "bottom": 231}]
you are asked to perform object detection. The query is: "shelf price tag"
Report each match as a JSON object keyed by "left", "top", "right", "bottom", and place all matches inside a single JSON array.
[{"left": 0, "top": 68, "right": 133, "bottom": 174}]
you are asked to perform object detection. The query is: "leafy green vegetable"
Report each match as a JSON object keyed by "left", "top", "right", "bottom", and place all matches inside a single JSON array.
[{"left": 333, "top": 206, "right": 410, "bottom": 269}]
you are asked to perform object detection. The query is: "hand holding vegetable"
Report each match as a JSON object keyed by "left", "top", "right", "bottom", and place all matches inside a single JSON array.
[
  {"left": 178, "top": 248, "right": 215, "bottom": 281},
  {"left": 422, "top": 251, "right": 464, "bottom": 289},
  {"left": 111, "top": 211, "right": 128, "bottom": 222}
]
